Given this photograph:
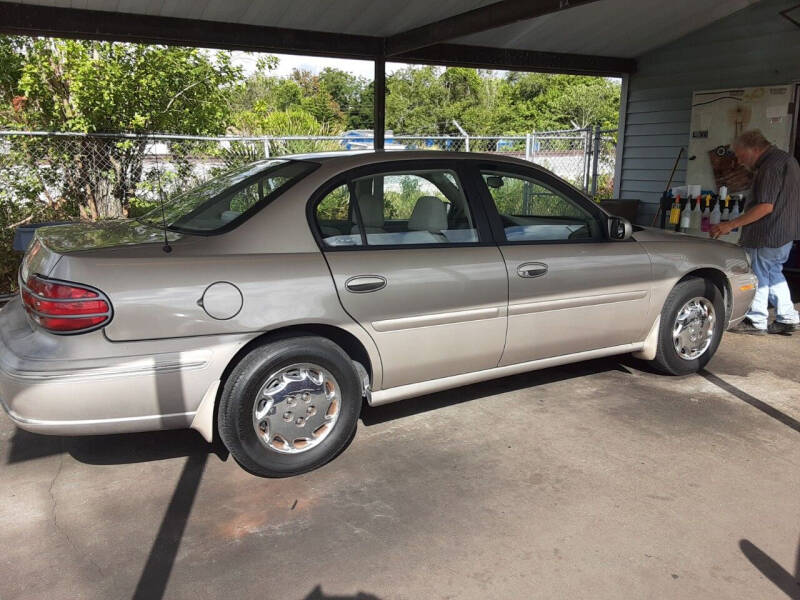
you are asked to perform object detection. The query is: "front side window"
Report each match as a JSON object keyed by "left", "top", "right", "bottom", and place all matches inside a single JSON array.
[
  {"left": 316, "top": 168, "right": 478, "bottom": 248},
  {"left": 138, "top": 159, "right": 316, "bottom": 234},
  {"left": 481, "top": 171, "right": 600, "bottom": 242}
]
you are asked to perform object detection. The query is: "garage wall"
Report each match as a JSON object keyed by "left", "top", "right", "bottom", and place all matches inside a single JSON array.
[{"left": 617, "top": 0, "right": 800, "bottom": 224}]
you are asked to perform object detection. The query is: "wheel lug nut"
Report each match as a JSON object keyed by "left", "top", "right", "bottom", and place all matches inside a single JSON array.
[
  {"left": 307, "top": 405, "right": 316, "bottom": 415},
  {"left": 295, "top": 417, "right": 305, "bottom": 426},
  {"left": 283, "top": 411, "right": 292, "bottom": 421},
  {"left": 303, "top": 393, "right": 310, "bottom": 402}
]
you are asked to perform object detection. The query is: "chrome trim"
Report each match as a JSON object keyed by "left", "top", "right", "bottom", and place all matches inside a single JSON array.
[
  {"left": 0, "top": 352, "right": 210, "bottom": 382},
  {"left": 345, "top": 275, "right": 387, "bottom": 293},
  {"left": 672, "top": 296, "right": 715, "bottom": 361},
  {"left": 369, "top": 343, "right": 643, "bottom": 406},
  {"left": 0, "top": 395, "right": 196, "bottom": 429},
  {"left": 253, "top": 363, "right": 341, "bottom": 454},
  {"left": 516, "top": 262, "right": 548, "bottom": 278},
  {"left": 25, "top": 307, "right": 111, "bottom": 319},
  {"left": 508, "top": 290, "right": 648, "bottom": 317},
  {"left": 372, "top": 306, "right": 502, "bottom": 332},
  {"left": 20, "top": 274, "right": 114, "bottom": 335}
]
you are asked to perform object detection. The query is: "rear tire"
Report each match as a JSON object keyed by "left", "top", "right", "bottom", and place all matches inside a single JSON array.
[
  {"left": 650, "top": 278, "right": 724, "bottom": 375},
  {"left": 218, "top": 336, "right": 362, "bottom": 477}
]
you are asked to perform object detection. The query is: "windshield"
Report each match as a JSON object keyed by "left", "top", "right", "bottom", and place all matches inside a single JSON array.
[{"left": 138, "top": 159, "right": 316, "bottom": 234}]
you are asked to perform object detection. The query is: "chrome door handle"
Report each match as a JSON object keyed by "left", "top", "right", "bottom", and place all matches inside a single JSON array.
[
  {"left": 517, "top": 262, "right": 548, "bottom": 278},
  {"left": 345, "top": 275, "right": 387, "bottom": 293}
]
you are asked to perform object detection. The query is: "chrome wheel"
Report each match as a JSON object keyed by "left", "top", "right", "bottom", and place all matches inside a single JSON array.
[
  {"left": 252, "top": 363, "right": 341, "bottom": 454},
  {"left": 673, "top": 297, "right": 716, "bottom": 361}
]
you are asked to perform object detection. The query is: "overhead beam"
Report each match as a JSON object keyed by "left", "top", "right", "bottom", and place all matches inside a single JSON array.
[
  {"left": 0, "top": 1, "right": 635, "bottom": 75},
  {"left": 385, "top": 0, "right": 603, "bottom": 56},
  {"left": 399, "top": 43, "right": 635, "bottom": 76},
  {"left": 0, "top": 2, "right": 382, "bottom": 59}
]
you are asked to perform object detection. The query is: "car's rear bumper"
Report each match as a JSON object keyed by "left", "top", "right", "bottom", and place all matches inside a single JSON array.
[{"left": 0, "top": 297, "right": 251, "bottom": 436}]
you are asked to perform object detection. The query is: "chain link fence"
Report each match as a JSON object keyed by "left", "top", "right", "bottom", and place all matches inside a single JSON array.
[
  {"left": 0, "top": 127, "right": 616, "bottom": 212},
  {"left": 0, "top": 127, "right": 616, "bottom": 291}
]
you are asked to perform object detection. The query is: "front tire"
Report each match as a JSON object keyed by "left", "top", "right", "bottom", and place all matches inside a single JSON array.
[
  {"left": 650, "top": 278, "right": 724, "bottom": 375},
  {"left": 218, "top": 336, "right": 362, "bottom": 477}
]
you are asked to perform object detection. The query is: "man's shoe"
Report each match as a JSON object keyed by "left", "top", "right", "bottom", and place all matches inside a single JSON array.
[
  {"left": 729, "top": 318, "right": 767, "bottom": 335},
  {"left": 767, "top": 321, "right": 797, "bottom": 335}
]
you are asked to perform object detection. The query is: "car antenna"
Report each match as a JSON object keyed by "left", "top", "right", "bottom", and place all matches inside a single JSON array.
[{"left": 153, "top": 138, "right": 172, "bottom": 254}]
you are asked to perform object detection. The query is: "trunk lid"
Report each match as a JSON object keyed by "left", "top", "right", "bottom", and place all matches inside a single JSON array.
[
  {"left": 20, "top": 220, "right": 181, "bottom": 281},
  {"left": 31, "top": 220, "right": 180, "bottom": 255}
]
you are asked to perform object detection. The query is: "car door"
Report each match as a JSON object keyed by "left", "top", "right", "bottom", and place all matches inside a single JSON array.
[
  {"left": 311, "top": 160, "right": 509, "bottom": 390},
  {"left": 472, "top": 163, "right": 653, "bottom": 366}
]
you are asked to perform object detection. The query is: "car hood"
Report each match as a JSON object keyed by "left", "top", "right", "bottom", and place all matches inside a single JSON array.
[
  {"left": 33, "top": 220, "right": 182, "bottom": 254},
  {"left": 632, "top": 226, "right": 735, "bottom": 247}
]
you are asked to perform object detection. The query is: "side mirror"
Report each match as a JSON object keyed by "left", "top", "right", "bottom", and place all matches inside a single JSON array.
[
  {"left": 608, "top": 216, "right": 633, "bottom": 241},
  {"left": 485, "top": 175, "right": 504, "bottom": 189}
]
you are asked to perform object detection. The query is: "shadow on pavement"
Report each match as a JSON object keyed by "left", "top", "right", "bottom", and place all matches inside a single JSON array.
[
  {"left": 302, "top": 586, "right": 382, "bottom": 600},
  {"left": 361, "top": 356, "right": 631, "bottom": 426},
  {"left": 6, "top": 427, "right": 228, "bottom": 465},
  {"left": 132, "top": 453, "right": 208, "bottom": 600},
  {"left": 699, "top": 370, "right": 800, "bottom": 435},
  {"left": 739, "top": 538, "right": 800, "bottom": 600}
]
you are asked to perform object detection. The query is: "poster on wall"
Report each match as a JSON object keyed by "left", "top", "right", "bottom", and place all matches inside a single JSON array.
[{"left": 687, "top": 85, "right": 796, "bottom": 193}]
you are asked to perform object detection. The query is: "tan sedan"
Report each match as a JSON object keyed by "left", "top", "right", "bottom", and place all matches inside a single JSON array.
[{"left": 0, "top": 151, "right": 757, "bottom": 476}]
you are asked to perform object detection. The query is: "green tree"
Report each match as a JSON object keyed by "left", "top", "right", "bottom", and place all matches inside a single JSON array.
[
  {"left": 386, "top": 66, "right": 449, "bottom": 134},
  {"left": 318, "top": 67, "right": 373, "bottom": 129},
  {"left": 2, "top": 38, "right": 242, "bottom": 218}
]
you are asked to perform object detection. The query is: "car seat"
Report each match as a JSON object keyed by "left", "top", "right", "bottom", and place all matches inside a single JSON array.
[{"left": 351, "top": 194, "right": 386, "bottom": 234}]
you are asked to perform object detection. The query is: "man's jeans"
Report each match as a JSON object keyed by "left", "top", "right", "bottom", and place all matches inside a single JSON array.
[{"left": 744, "top": 242, "right": 800, "bottom": 329}]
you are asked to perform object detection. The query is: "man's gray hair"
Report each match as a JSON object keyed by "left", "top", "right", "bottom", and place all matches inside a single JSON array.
[{"left": 733, "top": 129, "right": 771, "bottom": 150}]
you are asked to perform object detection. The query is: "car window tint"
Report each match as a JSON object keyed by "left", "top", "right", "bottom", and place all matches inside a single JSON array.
[
  {"left": 481, "top": 171, "right": 600, "bottom": 242},
  {"left": 350, "top": 169, "right": 478, "bottom": 246},
  {"left": 316, "top": 184, "right": 363, "bottom": 247}
]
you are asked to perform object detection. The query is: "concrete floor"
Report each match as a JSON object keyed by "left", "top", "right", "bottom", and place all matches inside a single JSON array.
[{"left": 1, "top": 326, "right": 799, "bottom": 599}]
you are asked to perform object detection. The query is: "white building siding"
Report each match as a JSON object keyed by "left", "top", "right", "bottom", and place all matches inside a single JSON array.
[{"left": 618, "top": 0, "right": 800, "bottom": 224}]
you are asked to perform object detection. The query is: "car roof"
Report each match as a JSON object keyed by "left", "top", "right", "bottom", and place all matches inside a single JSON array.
[{"left": 285, "top": 149, "right": 549, "bottom": 172}]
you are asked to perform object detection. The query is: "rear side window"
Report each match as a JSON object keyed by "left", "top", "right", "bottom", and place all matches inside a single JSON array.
[
  {"left": 316, "top": 185, "right": 363, "bottom": 247},
  {"left": 141, "top": 159, "right": 316, "bottom": 234},
  {"left": 315, "top": 168, "right": 479, "bottom": 247}
]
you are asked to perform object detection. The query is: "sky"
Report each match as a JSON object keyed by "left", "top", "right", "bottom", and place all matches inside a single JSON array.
[{"left": 231, "top": 51, "right": 406, "bottom": 79}]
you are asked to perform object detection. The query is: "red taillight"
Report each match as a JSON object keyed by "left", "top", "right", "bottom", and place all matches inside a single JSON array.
[{"left": 21, "top": 274, "right": 112, "bottom": 334}]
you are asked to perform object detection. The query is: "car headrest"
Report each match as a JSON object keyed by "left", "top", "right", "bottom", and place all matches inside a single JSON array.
[
  {"left": 408, "top": 196, "right": 448, "bottom": 232},
  {"left": 356, "top": 194, "right": 384, "bottom": 229}
]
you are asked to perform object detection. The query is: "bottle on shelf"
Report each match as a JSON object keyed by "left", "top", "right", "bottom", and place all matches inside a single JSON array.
[
  {"left": 710, "top": 195, "right": 721, "bottom": 228},
  {"left": 730, "top": 196, "right": 741, "bottom": 232},
  {"left": 689, "top": 195, "right": 702, "bottom": 233},
  {"left": 679, "top": 196, "right": 691, "bottom": 233},
  {"left": 668, "top": 195, "right": 681, "bottom": 229},
  {"left": 700, "top": 194, "right": 711, "bottom": 233},
  {"left": 721, "top": 195, "right": 731, "bottom": 223}
]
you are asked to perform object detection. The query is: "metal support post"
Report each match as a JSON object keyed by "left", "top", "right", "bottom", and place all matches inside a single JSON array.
[
  {"left": 590, "top": 126, "right": 601, "bottom": 197},
  {"left": 374, "top": 57, "right": 386, "bottom": 150},
  {"left": 582, "top": 127, "right": 592, "bottom": 192}
]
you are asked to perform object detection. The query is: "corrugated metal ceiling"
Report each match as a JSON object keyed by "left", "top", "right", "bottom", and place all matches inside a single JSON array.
[
  {"left": 453, "top": 0, "right": 762, "bottom": 57},
  {"left": 10, "top": 0, "right": 764, "bottom": 58}
]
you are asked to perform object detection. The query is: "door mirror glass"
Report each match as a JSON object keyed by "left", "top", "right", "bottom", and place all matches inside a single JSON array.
[
  {"left": 485, "top": 175, "right": 504, "bottom": 189},
  {"left": 608, "top": 216, "right": 633, "bottom": 240}
]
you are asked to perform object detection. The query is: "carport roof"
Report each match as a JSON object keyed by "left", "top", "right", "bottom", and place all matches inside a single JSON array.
[{"left": 0, "top": 0, "right": 763, "bottom": 75}]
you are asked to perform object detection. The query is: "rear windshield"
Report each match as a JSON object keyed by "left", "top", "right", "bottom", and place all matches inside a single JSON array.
[{"left": 138, "top": 159, "right": 316, "bottom": 234}]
